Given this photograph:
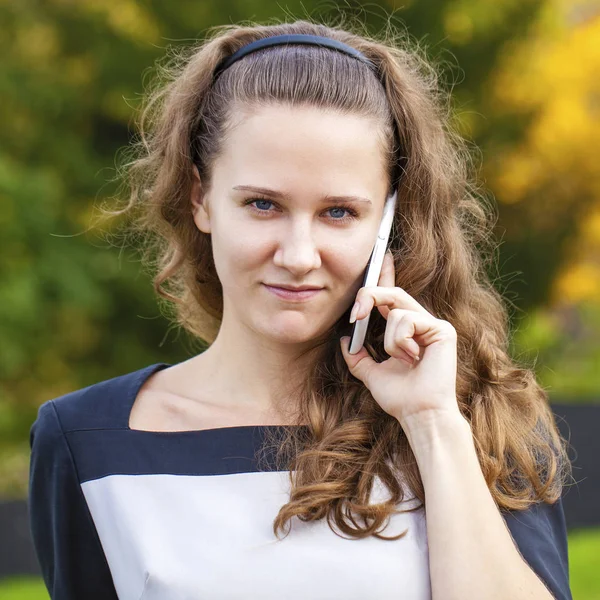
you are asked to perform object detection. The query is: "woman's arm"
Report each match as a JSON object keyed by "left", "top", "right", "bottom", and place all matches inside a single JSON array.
[
  {"left": 400, "top": 409, "right": 570, "bottom": 600},
  {"left": 28, "top": 400, "right": 119, "bottom": 600}
]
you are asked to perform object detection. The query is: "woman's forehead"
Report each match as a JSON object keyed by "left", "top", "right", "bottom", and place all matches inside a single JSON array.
[{"left": 217, "top": 105, "right": 388, "bottom": 185}]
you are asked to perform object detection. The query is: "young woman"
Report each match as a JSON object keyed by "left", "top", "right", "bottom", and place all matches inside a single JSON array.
[{"left": 28, "top": 19, "right": 573, "bottom": 600}]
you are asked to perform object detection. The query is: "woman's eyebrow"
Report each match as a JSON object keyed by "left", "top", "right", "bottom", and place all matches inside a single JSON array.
[{"left": 232, "top": 185, "right": 372, "bottom": 204}]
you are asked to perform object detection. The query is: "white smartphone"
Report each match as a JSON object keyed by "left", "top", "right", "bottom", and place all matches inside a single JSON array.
[{"left": 348, "top": 190, "right": 398, "bottom": 355}]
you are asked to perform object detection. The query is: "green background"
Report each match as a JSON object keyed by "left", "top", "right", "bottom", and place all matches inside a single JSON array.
[{"left": 1, "top": 0, "right": 598, "bottom": 595}]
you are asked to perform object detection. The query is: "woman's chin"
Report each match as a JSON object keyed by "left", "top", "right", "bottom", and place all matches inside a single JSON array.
[{"left": 258, "top": 315, "right": 323, "bottom": 343}]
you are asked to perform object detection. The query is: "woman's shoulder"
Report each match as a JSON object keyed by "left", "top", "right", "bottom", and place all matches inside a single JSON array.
[{"left": 31, "top": 363, "right": 170, "bottom": 438}]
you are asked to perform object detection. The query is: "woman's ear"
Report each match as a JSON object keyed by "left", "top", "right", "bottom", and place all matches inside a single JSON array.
[{"left": 191, "top": 164, "right": 211, "bottom": 234}]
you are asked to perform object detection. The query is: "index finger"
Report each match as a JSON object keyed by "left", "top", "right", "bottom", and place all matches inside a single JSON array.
[
  {"left": 377, "top": 250, "right": 396, "bottom": 289},
  {"left": 357, "top": 286, "right": 433, "bottom": 320},
  {"left": 374, "top": 250, "right": 397, "bottom": 320}
]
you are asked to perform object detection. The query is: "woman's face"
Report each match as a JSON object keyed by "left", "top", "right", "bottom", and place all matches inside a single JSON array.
[{"left": 192, "top": 103, "right": 390, "bottom": 345}]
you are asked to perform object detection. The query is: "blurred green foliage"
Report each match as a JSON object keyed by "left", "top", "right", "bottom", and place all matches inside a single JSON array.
[{"left": 1, "top": 0, "right": 598, "bottom": 499}]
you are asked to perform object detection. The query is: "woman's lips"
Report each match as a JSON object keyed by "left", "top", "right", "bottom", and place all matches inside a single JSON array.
[{"left": 262, "top": 284, "right": 323, "bottom": 301}]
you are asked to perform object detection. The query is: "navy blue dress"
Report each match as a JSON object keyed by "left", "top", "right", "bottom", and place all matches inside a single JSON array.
[{"left": 28, "top": 363, "right": 572, "bottom": 599}]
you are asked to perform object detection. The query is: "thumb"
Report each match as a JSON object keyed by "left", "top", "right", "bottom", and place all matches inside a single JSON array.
[{"left": 340, "top": 336, "right": 376, "bottom": 386}]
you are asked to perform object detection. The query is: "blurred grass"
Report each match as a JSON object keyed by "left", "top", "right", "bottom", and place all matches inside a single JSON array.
[
  {"left": 1, "top": 527, "right": 599, "bottom": 599},
  {"left": 0, "top": 577, "right": 48, "bottom": 600},
  {"left": 570, "top": 527, "right": 600, "bottom": 599}
]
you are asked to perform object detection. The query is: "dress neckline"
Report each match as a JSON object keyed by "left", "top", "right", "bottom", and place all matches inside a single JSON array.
[{"left": 123, "top": 362, "right": 306, "bottom": 436}]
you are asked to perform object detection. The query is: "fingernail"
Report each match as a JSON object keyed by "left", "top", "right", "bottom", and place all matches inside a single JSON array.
[{"left": 349, "top": 301, "right": 361, "bottom": 324}]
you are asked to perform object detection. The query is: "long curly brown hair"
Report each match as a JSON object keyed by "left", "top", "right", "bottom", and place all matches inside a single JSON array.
[{"left": 101, "top": 17, "right": 572, "bottom": 541}]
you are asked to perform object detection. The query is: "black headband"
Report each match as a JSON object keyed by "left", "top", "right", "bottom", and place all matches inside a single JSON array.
[
  {"left": 212, "top": 33, "right": 376, "bottom": 81},
  {"left": 202, "top": 33, "right": 404, "bottom": 183}
]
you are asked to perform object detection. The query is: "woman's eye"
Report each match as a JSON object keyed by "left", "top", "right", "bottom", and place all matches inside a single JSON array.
[
  {"left": 329, "top": 207, "right": 350, "bottom": 220},
  {"left": 243, "top": 198, "right": 358, "bottom": 223},
  {"left": 251, "top": 198, "right": 274, "bottom": 212}
]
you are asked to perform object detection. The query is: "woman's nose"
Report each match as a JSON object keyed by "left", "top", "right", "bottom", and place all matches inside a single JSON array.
[{"left": 272, "top": 222, "right": 322, "bottom": 274}]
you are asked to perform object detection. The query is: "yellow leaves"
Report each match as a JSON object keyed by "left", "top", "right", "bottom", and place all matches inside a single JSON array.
[
  {"left": 482, "top": 0, "right": 600, "bottom": 310},
  {"left": 444, "top": 0, "right": 538, "bottom": 47},
  {"left": 493, "top": 151, "right": 544, "bottom": 204},
  {"left": 444, "top": 11, "right": 474, "bottom": 45},
  {"left": 580, "top": 209, "right": 600, "bottom": 242},
  {"left": 553, "top": 207, "right": 600, "bottom": 304},
  {"left": 14, "top": 21, "right": 60, "bottom": 67},
  {"left": 553, "top": 261, "right": 600, "bottom": 304},
  {"left": 530, "top": 94, "right": 590, "bottom": 153},
  {"left": 491, "top": 3, "right": 600, "bottom": 112},
  {"left": 79, "top": 0, "right": 162, "bottom": 45},
  {"left": 488, "top": 1, "right": 600, "bottom": 203}
]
